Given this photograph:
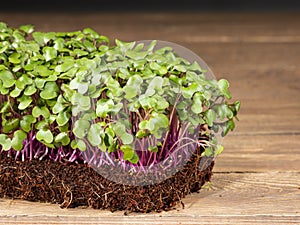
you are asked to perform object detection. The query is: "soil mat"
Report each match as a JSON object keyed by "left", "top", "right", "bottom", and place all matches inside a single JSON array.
[{"left": 0, "top": 151, "right": 214, "bottom": 213}]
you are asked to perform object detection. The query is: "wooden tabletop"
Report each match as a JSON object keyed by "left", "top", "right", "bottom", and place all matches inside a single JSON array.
[{"left": 0, "top": 12, "right": 300, "bottom": 224}]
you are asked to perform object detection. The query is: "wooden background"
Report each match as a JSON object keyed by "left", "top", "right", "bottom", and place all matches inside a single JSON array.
[{"left": 0, "top": 12, "right": 300, "bottom": 224}]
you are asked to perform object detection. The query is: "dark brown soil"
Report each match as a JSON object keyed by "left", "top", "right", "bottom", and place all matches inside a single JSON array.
[{"left": 0, "top": 150, "right": 214, "bottom": 213}]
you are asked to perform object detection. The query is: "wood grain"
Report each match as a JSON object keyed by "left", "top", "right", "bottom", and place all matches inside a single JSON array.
[
  {"left": 0, "top": 173, "right": 299, "bottom": 224},
  {"left": 1, "top": 12, "right": 300, "bottom": 43},
  {"left": 0, "top": 12, "right": 299, "bottom": 224},
  {"left": 214, "top": 134, "right": 300, "bottom": 172}
]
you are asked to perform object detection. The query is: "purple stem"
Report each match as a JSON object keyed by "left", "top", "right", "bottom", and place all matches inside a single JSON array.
[
  {"left": 29, "top": 132, "right": 33, "bottom": 161},
  {"left": 39, "top": 147, "right": 48, "bottom": 160}
]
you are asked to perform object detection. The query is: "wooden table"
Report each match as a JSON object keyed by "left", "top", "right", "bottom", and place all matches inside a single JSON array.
[{"left": 0, "top": 12, "right": 299, "bottom": 224}]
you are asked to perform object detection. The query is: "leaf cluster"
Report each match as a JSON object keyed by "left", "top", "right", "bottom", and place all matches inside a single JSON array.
[
  {"left": 0, "top": 22, "right": 240, "bottom": 164},
  {"left": 0, "top": 22, "right": 109, "bottom": 150}
]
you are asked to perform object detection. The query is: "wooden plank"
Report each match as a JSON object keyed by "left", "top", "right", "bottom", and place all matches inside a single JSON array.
[
  {"left": 232, "top": 100, "right": 300, "bottom": 134},
  {"left": 214, "top": 133, "right": 300, "bottom": 172},
  {"left": 0, "top": 172, "right": 299, "bottom": 224},
  {"left": 0, "top": 12, "right": 299, "bottom": 224},
  {"left": 1, "top": 12, "right": 300, "bottom": 43}
]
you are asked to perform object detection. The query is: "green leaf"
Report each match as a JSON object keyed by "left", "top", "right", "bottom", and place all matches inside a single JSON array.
[
  {"left": 71, "top": 93, "right": 91, "bottom": 116},
  {"left": 148, "top": 146, "right": 158, "bottom": 152},
  {"left": 111, "top": 122, "right": 125, "bottom": 137},
  {"left": 158, "top": 66, "right": 168, "bottom": 75},
  {"left": 191, "top": 93, "right": 203, "bottom": 114},
  {"left": 83, "top": 28, "right": 99, "bottom": 38},
  {"left": 55, "top": 58, "right": 74, "bottom": 73},
  {"left": 77, "top": 139, "right": 87, "bottom": 151},
  {"left": 20, "top": 115, "right": 36, "bottom": 132},
  {"left": 34, "top": 65, "right": 52, "bottom": 77},
  {"left": 112, "top": 122, "right": 133, "bottom": 144},
  {"left": 145, "top": 40, "right": 157, "bottom": 52},
  {"left": 13, "top": 31, "right": 25, "bottom": 42},
  {"left": 58, "top": 123, "right": 69, "bottom": 132},
  {"left": 33, "top": 32, "right": 55, "bottom": 45},
  {"left": 0, "top": 70, "right": 15, "bottom": 88},
  {"left": 222, "top": 119, "right": 235, "bottom": 136},
  {"left": 136, "top": 129, "right": 150, "bottom": 138},
  {"left": 138, "top": 120, "right": 148, "bottom": 130},
  {"left": 52, "top": 95, "right": 68, "bottom": 114},
  {"left": 96, "top": 99, "right": 122, "bottom": 118},
  {"left": 32, "top": 106, "right": 50, "bottom": 118},
  {"left": 35, "top": 120, "right": 49, "bottom": 130},
  {"left": 0, "top": 86, "right": 9, "bottom": 95},
  {"left": 32, "top": 32, "right": 45, "bottom": 45},
  {"left": 12, "top": 65, "right": 22, "bottom": 73},
  {"left": 182, "top": 83, "right": 198, "bottom": 99},
  {"left": 0, "top": 101, "right": 10, "bottom": 114},
  {"left": 18, "top": 95, "right": 32, "bottom": 110},
  {"left": 215, "top": 145, "right": 224, "bottom": 156},
  {"left": 83, "top": 40, "right": 96, "bottom": 52},
  {"left": 23, "top": 42, "right": 40, "bottom": 53},
  {"left": 40, "top": 82, "right": 59, "bottom": 100},
  {"left": 34, "top": 78, "right": 46, "bottom": 89},
  {"left": 214, "top": 104, "right": 234, "bottom": 120},
  {"left": 120, "top": 145, "right": 134, "bottom": 161},
  {"left": 36, "top": 129, "right": 53, "bottom": 144},
  {"left": 10, "top": 86, "right": 22, "bottom": 97},
  {"left": 0, "top": 44, "right": 8, "bottom": 54},
  {"left": 53, "top": 38, "right": 65, "bottom": 51},
  {"left": 121, "top": 133, "right": 133, "bottom": 145},
  {"left": 56, "top": 111, "right": 70, "bottom": 126},
  {"left": 228, "top": 101, "right": 241, "bottom": 118},
  {"left": 148, "top": 113, "right": 169, "bottom": 138},
  {"left": 205, "top": 109, "right": 216, "bottom": 127},
  {"left": 70, "top": 79, "right": 89, "bottom": 94},
  {"left": 11, "top": 130, "right": 27, "bottom": 151},
  {"left": 55, "top": 132, "right": 70, "bottom": 146},
  {"left": 204, "top": 146, "right": 214, "bottom": 157},
  {"left": 0, "top": 64, "right": 7, "bottom": 71},
  {"left": 145, "top": 76, "right": 164, "bottom": 96},
  {"left": 154, "top": 95, "right": 169, "bottom": 110},
  {"left": 70, "top": 139, "right": 78, "bottom": 149},
  {"left": 149, "top": 113, "right": 169, "bottom": 130},
  {"left": 0, "top": 22, "right": 8, "bottom": 30},
  {"left": 174, "top": 64, "right": 187, "bottom": 73},
  {"left": 24, "top": 85, "right": 37, "bottom": 96},
  {"left": 139, "top": 95, "right": 157, "bottom": 109},
  {"left": 80, "top": 111, "right": 96, "bottom": 121},
  {"left": 87, "top": 123, "right": 103, "bottom": 146},
  {"left": 123, "top": 75, "right": 143, "bottom": 99},
  {"left": 123, "top": 86, "right": 137, "bottom": 100},
  {"left": 2, "top": 118, "right": 20, "bottom": 133},
  {"left": 115, "top": 39, "right": 135, "bottom": 51},
  {"left": 0, "top": 134, "right": 11, "bottom": 150},
  {"left": 73, "top": 119, "right": 90, "bottom": 139},
  {"left": 74, "top": 49, "right": 88, "bottom": 57},
  {"left": 130, "top": 153, "right": 139, "bottom": 164},
  {"left": 31, "top": 54, "right": 44, "bottom": 62},
  {"left": 19, "top": 24, "right": 34, "bottom": 34},
  {"left": 9, "top": 52, "right": 21, "bottom": 64},
  {"left": 149, "top": 61, "right": 161, "bottom": 70},
  {"left": 126, "top": 50, "right": 148, "bottom": 60},
  {"left": 43, "top": 47, "right": 57, "bottom": 61},
  {"left": 234, "top": 101, "right": 241, "bottom": 112},
  {"left": 217, "top": 79, "right": 231, "bottom": 99},
  {"left": 44, "top": 32, "right": 55, "bottom": 43},
  {"left": 16, "top": 74, "right": 32, "bottom": 90},
  {"left": 106, "top": 79, "right": 123, "bottom": 98}
]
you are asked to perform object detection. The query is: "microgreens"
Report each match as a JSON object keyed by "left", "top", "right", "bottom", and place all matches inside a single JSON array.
[{"left": 0, "top": 22, "right": 240, "bottom": 170}]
